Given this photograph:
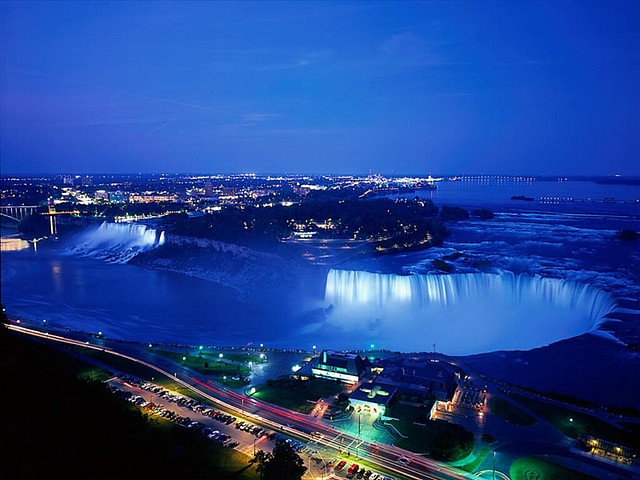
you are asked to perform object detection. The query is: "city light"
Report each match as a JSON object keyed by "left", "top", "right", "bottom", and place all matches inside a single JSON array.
[{"left": 2, "top": 2, "right": 638, "bottom": 476}]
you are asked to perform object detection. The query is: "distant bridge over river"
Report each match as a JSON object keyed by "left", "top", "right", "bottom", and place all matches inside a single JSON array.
[
  {"left": 0, "top": 205, "right": 43, "bottom": 222},
  {"left": 0, "top": 205, "right": 63, "bottom": 235}
]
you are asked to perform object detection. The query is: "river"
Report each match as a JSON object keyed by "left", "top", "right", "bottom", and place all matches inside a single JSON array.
[{"left": 2, "top": 179, "right": 639, "bottom": 353}]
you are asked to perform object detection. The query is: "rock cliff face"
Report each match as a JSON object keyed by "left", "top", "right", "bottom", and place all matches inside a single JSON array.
[{"left": 130, "top": 234, "right": 301, "bottom": 298}]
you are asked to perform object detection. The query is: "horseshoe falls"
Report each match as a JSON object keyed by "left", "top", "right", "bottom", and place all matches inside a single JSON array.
[
  {"left": 67, "top": 222, "right": 165, "bottom": 263},
  {"left": 324, "top": 269, "right": 618, "bottom": 355}
]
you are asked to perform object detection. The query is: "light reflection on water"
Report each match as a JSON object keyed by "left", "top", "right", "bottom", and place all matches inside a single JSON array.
[
  {"left": 0, "top": 237, "right": 30, "bottom": 252},
  {"left": 0, "top": 244, "right": 309, "bottom": 348}
]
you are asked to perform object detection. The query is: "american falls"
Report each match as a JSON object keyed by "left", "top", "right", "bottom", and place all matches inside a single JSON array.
[{"left": 67, "top": 222, "right": 165, "bottom": 263}]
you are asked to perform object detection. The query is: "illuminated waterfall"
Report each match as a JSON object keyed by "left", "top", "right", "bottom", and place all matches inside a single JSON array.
[
  {"left": 325, "top": 270, "right": 616, "bottom": 324},
  {"left": 68, "top": 222, "right": 165, "bottom": 263},
  {"left": 324, "top": 269, "right": 618, "bottom": 354}
]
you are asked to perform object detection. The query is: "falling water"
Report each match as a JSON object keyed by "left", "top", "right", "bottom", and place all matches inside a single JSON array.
[
  {"left": 323, "top": 269, "right": 618, "bottom": 354},
  {"left": 67, "top": 222, "right": 165, "bottom": 263}
]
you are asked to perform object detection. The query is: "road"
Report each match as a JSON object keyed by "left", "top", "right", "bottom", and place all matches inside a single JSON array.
[{"left": 5, "top": 323, "right": 469, "bottom": 480}]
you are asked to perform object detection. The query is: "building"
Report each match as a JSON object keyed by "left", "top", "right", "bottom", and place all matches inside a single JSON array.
[
  {"left": 204, "top": 179, "right": 215, "bottom": 197},
  {"left": 310, "top": 350, "right": 369, "bottom": 384},
  {"left": 579, "top": 434, "right": 636, "bottom": 464},
  {"left": 108, "top": 191, "right": 129, "bottom": 203},
  {"left": 374, "top": 357, "right": 460, "bottom": 402},
  {"left": 94, "top": 190, "right": 109, "bottom": 202},
  {"left": 130, "top": 193, "right": 179, "bottom": 203},
  {"left": 349, "top": 381, "right": 396, "bottom": 417}
]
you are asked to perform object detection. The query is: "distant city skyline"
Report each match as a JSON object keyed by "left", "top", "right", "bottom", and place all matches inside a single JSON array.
[{"left": 1, "top": 1, "right": 639, "bottom": 176}]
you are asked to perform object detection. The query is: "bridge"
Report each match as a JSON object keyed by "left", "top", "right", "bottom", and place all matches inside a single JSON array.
[
  {"left": 0, "top": 204, "right": 60, "bottom": 235},
  {"left": 0, "top": 205, "right": 42, "bottom": 222}
]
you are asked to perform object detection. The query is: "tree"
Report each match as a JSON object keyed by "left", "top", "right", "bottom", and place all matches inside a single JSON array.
[
  {"left": 251, "top": 449, "right": 271, "bottom": 479},
  {"left": 253, "top": 439, "right": 307, "bottom": 480},
  {"left": 439, "top": 205, "right": 469, "bottom": 222},
  {"left": 471, "top": 208, "right": 494, "bottom": 220},
  {"left": 433, "top": 258, "right": 453, "bottom": 272},
  {"left": 617, "top": 229, "right": 639, "bottom": 241}
]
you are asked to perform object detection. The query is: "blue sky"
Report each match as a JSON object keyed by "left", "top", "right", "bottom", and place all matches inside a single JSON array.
[{"left": 1, "top": 1, "right": 638, "bottom": 175}]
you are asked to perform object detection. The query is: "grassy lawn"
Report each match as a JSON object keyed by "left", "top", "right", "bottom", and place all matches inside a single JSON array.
[
  {"left": 219, "top": 377, "right": 250, "bottom": 389},
  {"left": 179, "top": 347, "right": 268, "bottom": 365},
  {"left": 386, "top": 402, "right": 474, "bottom": 462},
  {"left": 211, "top": 351, "right": 267, "bottom": 364},
  {"left": 510, "top": 456, "right": 597, "bottom": 480},
  {"left": 482, "top": 433, "right": 497, "bottom": 445},
  {"left": 458, "top": 448, "right": 490, "bottom": 472},
  {"left": 153, "top": 349, "right": 250, "bottom": 376},
  {"left": 76, "top": 365, "right": 113, "bottom": 382},
  {"left": 489, "top": 396, "right": 536, "bottom": 426},
  {"left": 252, "top": 377, "right": 346, "bottom": 414},
  {"left": 77, "top": 344, "right": 249, "bottom": 395},
  {"left": 510, "top": 394, "right": 639, "bottom": 450},
  {"left": 75, "top": 346, "right": 164, "bottom": 379},
  {"left": 72, "top": 346, "right": 213, "bottom": 402},
  {"left": 204, "top": 447, "right": 258, "bottom": 480}
]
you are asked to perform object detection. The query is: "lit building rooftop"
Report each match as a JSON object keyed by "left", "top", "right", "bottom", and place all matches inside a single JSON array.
[
  {"left": 349, "top": 381, "right": 396, "bottom": 417},
  {"left": 310, "top": 350, "right": 369, "bottom": 384}
]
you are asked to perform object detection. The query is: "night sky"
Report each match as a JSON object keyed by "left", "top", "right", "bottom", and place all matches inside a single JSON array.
[{"left": 1, "top": 1, "right": 638, "bottom": 175}]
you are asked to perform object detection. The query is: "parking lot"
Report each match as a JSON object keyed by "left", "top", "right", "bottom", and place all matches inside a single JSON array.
[
  {"left": 108, "top": 376, "right": 275, "bottom": 452},
  {"left": 108, "top": 375, "right": 399, "bottom": 480}
]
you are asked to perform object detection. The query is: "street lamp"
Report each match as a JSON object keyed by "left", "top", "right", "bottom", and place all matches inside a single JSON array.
[{"left": 493, "top": 448, "right": 498, "bottom": 480}]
